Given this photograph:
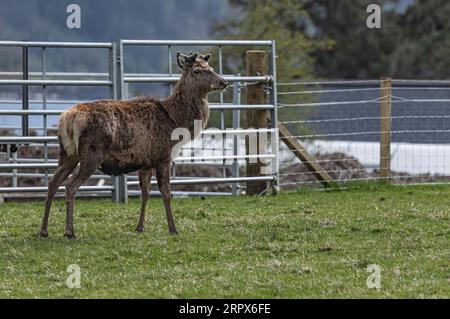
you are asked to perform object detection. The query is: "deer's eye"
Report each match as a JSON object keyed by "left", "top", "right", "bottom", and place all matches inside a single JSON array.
[{"left": 193, "top": 68, "right": 202, "bottom": 74}]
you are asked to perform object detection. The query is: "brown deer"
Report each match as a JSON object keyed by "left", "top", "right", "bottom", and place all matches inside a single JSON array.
[{"left": 39, "top": 52, "right": 227, "bottom": 239}]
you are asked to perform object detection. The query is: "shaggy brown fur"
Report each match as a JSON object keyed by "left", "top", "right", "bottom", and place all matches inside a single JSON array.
[{"left": 39, "top": 52, "right": 227, "bottom": 238}]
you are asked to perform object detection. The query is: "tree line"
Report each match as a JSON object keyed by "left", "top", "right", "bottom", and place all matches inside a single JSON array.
[{"left": 217, "top": 0, "right": 449, "bottom": 80}]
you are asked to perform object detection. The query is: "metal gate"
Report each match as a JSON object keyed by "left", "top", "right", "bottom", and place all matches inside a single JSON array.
[{"left": 0, "top": 40, "right": 278, "bottom": 201}]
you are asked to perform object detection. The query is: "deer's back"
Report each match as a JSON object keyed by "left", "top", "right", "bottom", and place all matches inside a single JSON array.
[{"left": 59, "top": 97, "right": 176, "bottom": 174}]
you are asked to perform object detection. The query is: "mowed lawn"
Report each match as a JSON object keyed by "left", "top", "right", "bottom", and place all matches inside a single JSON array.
[{"left": 0, "top": 184, "right": 448, "bottom": 298}]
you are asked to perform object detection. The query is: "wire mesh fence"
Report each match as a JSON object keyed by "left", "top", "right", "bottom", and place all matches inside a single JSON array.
[{"left": 277, "top": 79, "right": 450, "bottom": 189}]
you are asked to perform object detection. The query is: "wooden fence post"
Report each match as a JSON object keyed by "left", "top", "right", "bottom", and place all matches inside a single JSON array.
[
  {"left": 245, "top": 50, "right": 268, "bottom": 195},
  {"left": 380, "top": 78, "right": 392, "bottom": 184}
]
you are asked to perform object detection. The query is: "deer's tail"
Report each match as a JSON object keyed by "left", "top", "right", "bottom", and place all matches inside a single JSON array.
[{"left": 58, "top": 110, "right": 87, "bottom": 156}]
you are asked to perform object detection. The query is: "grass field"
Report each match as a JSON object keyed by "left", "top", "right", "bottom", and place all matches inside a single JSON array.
[{"left": 0, "top": 184, "right": 449, "bottom": 298}]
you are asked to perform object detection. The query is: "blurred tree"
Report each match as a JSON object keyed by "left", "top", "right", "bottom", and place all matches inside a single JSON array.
[
  {"left": 218, "top": 0, "right": 450, "bottom": 80},
  {"left": 214, "top": 0, "right": 333, "bottom": 82},
  {"left": 391, "top": 0, "right": 450, "bottom": 78},
  {"left": 303, "top": 0, "right": 402, "bottom": 79}
]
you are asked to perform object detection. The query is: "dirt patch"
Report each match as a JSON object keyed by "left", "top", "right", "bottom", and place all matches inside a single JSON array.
[
  {"left": 280, "top": 152, "right": 450, "bottom": 188},
  {"left": 280, "top": 152, "right": 367, "bottom": 188}
]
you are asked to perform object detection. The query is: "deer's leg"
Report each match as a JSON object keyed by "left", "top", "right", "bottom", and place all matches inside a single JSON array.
[
  {"left": 156, "top": 162, "right": 178, "bottom": 235},
  {"left": 39, "top": 149, "right": 78, "bottom": 237},
  {"left": 136, "top": 168, "right": 152, "bottom": 233},
  {"left": 64, "top": 151, "right": 103, "bottom": 239}
]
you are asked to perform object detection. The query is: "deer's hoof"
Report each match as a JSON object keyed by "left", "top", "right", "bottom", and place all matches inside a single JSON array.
[
  {"left": 38, "top": 230, "right": 48, "bottom": 238},
  {"left": 135, "top": 225, "right": 145, "bottom": 233},
  {"left": 169, "top": 229, "right": 179, "bottom": 236},
  {"left": 64, "top": 232, "right": 77, "bottom": 240}
]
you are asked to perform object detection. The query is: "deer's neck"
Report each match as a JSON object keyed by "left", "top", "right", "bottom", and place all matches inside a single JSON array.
[{"left": 162, "top": 81, "right": 209, "bottom": 134}]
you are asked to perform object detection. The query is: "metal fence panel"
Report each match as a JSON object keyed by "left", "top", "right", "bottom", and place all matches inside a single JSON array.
[{"left": 0, "top": 39, "right": 278, "bottom": 201}]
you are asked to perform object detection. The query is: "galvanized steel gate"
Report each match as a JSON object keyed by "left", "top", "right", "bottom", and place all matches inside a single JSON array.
[{"left": 0, "top": 40, "right": 278, "bottom": 202}]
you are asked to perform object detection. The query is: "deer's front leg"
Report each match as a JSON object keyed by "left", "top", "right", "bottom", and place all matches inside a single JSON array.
[
  {"left": 156, "top": 162, "right": 178, "bottom": 235},
  {"left": 136, "top": 169, "right": 152, "bottom": 233}
]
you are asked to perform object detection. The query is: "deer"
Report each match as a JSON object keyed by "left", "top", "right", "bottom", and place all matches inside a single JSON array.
[{"left": 39, "top": 52, "right": 228, "bottom": 239}]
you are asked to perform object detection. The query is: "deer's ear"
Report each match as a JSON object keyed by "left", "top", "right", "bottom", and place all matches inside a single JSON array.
[
  {"left": 202, "top": 53, "right": 211, "bottom": 62},
  {"left": 177, "top": 52, "right": 188, "bottom": 70},
  {"left": 177, "top": 52, "right": 198, "bottom": 70}
]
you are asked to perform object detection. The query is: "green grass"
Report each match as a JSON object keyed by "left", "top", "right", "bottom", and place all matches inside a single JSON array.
[{"left": 0, "top": 184, "right": 449, "bottom": 298}]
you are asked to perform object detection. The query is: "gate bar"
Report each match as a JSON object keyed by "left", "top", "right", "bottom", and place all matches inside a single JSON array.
[
  {"left": 22, "top": 46, "right": 29, "bottom": 137},
  {"left": 124, "top": 75, "right": 271, "bottom": 83},
  {"left": 0, "top": 41, "right": 112, "bottom": 48},
  {"left": 121, "top": 40, "right": 272, "bottom": 46}
]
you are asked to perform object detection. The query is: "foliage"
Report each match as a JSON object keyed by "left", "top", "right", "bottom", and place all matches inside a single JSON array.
[
  {"left": 218, "top": 0, "right": 450, "bottom": 80},
  {"left": 392, "top": 0, "right": 450, "bottom": 78},
  {"left": 304, "top": 0, "right": 402, "bottom": 79},
  {"left": 299, "top": 0, "right": 450, "bottom": 79},
  {"left": 214, "top": 0, "right": 333, "bottom": 82}
]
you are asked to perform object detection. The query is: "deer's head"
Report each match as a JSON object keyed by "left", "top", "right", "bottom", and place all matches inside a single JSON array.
[{"left": 176, "top": 52, "right": 228, "bottom": 94}]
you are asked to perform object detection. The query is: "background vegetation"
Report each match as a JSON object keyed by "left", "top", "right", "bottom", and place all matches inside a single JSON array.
[
  {"left": 1, "top": 0, "right": 449, "bottom": 81},
  {"left": 218, "top": 0, "right": 450, "bottom": 80}
]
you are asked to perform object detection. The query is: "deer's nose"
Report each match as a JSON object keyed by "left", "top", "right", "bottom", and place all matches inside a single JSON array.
[{"left": 219, "top": 79, "right": 228, "bottom": 88}]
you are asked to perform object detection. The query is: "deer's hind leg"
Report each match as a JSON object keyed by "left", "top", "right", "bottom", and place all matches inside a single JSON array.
[
  {"left": 39, "top": 145, "right": 79, "bottom": 237},
  {"left": 136, "top": 168, "right": 152, "bottom": 233},
  {"left": 63, "top": 145, "right": 105, "bottom": 239}
]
